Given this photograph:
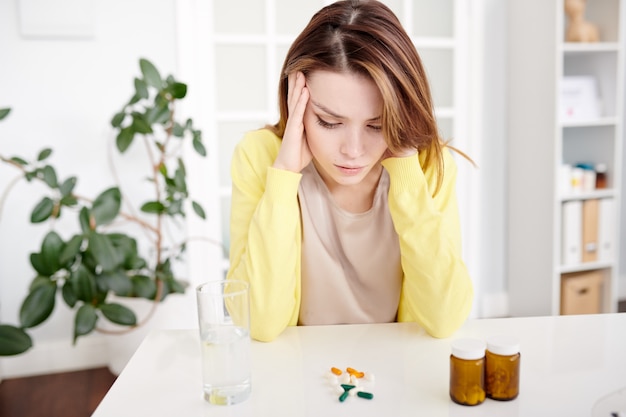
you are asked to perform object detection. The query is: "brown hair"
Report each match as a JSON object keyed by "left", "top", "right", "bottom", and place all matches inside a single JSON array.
[{"left": 269, "top": 0, "right": 448, "bottom": 192}]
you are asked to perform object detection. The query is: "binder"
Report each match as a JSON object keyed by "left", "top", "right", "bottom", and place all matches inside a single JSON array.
[
  {"left": 597, "top": 198, "right": 614, "bottom": 262},
  {"left": 561, "top": 200, "right": 582, "bottom": 265},
  {"left": 582, "top": 199, "right": 599, "bottom": 263}
]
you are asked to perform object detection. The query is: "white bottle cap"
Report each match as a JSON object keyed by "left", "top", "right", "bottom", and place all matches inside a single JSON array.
[
  {"left": 451, "top": 338, "right": 486, "bottom": 360},
  {"left": 486, "top": 335, "right": 520, "bottom": 356}
]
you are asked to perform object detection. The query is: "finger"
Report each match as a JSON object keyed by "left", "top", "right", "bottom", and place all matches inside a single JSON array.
[
  {"left": 288, "top": 72, "right": 306, "bottom": 112},
  {"left": 291, "top": 85, "right": 309, "bottom": 122}
]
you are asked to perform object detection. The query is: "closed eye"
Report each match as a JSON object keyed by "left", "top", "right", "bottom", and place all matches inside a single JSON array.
[
  {"left": 368, "top": 125, "right": 382, "bottom": 131},
  {"left": 316, "top": 116, "right": 339, "bottom": 129}
]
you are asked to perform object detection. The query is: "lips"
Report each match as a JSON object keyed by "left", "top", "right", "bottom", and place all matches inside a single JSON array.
[{"left": 336, "top": 164, "right": 363, "bottom": 175}]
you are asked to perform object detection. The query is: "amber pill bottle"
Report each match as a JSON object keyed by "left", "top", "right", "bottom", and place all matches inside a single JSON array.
[
  {"left": 449, "top": 338, "right": 486, "bottom": 406},
  {"left": 485, "top": 335, "right": 521, "bottom": 401}
]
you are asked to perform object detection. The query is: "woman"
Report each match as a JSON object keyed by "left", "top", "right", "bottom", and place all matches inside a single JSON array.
[{"left": 227, "top": 0, "right": 473, "bottom": 342}]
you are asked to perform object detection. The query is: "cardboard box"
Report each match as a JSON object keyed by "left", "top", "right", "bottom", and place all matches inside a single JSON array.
[{"left": 560, "top": 270, "right": 604, "bottom": 315}]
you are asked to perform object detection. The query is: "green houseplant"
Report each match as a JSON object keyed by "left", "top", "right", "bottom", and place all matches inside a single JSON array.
[{"left": 0, "top": 58, "right": 207, "bottom": 356}]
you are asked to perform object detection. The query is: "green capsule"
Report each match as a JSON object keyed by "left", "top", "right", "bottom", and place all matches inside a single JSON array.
[
  {"left": 357, "top": 391, "right": 374, "bottom": 400},
  {"left": 340, "top": 384, "right": 355, "bottom": 391},
  {"left": 339, "top": 391, "right": 350, "bottom": 402}
]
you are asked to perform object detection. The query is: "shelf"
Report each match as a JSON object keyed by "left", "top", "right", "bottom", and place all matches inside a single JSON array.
[
  {"left": 560, "top": 189, "right": 615, "bottom": 202},
  {"left": 507, "top": 0, "right": 623, "bottom": 317},
  {"left": 560, "top": 117, "right": 619, "bottom": 128},
  {"left": 559, "top": 262, "right": 613, "bottom": 274},
  {"left": 562, "top": 42, "right": 621, "bottom": 53}
]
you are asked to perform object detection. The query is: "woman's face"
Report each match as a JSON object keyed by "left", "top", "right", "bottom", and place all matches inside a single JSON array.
[{"left": 303, "top": 70, "right": 388, "bottom": 189}]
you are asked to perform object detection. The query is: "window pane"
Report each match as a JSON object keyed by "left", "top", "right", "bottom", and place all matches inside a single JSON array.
[
  {"left": 419, "top": 48, "right": 454, "bottom": 108},
  {"left": 215, "top": 45, "right": 267, "bottom": 112},
  {"left": 411, "top": 0, "right": 453, "bottom": 38},
  {"left": 213, "top": 0, "right": 265, "bottom": 34}
]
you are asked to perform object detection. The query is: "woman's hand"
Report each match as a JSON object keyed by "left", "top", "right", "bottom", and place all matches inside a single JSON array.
[{"left": 273, "top": 72, "right": 312, "bottom": 173}]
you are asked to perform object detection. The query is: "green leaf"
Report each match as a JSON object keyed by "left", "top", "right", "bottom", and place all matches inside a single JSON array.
[
  {"left": 108, "top": 234, "right": 144, "bottom": 269},
  {"left": 10, "top": 156, "right": 28, "bottom": 166},
  {"left": 116, "top": 126, "right": 135, "bottom": 153},
  {"left": 37, "top": 148, "right": 53, "bottom": 161},
  {"left": 19, "top": 283, "right": 56, "bottom": 328},
  {"left": 131, "top": 113, "right": 153, "bottom": 134},
  {"left": 41, "top": 231, "right": 64, "bottom": 274},
  {"left": 111, "top": 111, "right": 126, "bottom": 128},
  {"left": 87, "top": 232, "right": 121, "bottom": 272},
  {"left": 168, "top": 278, "right": 187, "bottom": 294},
  {"left": 0, "top": 108, "right": 11, "bottom": 121},
  {"left": 59, "top": 177, "right": 77, "bottom": 197},
  {"left": 100, "top": 271, "right": 133, "bottom": 296},
  {"left": 170, "top": 82, "right": 187, "bottom": 99},
  {"left": 30, "top": 253, "right": 51, "bottom": 276},
  {"left": 59, "top": 234, "right": 83, "bottom": 266},
  {"left": 100, "top": 303, "right": 137, "bottom": 326},
  {"left": 0, "top": 325, "right": 32, "bottom": 356},
  {"left": 193, "top": 137, "right": 207, "bottom": 157},
  {"left": 139, "top": 58, "right": 162, "bottom": 89},
  {"left": 140, "top": 201, "right": 166, "bottom": 214},
  {"left": 167, "top": 200, "right": 183, "bottom": 216},
  {"left": 29, "top": 275, "right": 52, "bottom": 291},
  {"left": 70, "top": 264, "right": 97, "bottom": 303},
  {"left": 79, "top": 207, "right": 92, "bottom": 233},
  {"left": 192, "top": 201, "right": 206, "bottom": 219},
  {"left": 134, "top": 77, "right": 149, "bottom": 99},
  {"left": 41, "top": 165, "right": 58, "bottom": 188},
  {"left": 31, "top": 197, "right": 54, "bottom": 223},
  {"left": 92, "top": 187, "right": 121, "bottom": 226},
  {"left": 74, "top": 304, "right": 98, "bottom": 343},
  {"left": 131, "top": 275, "right": 157, "bottom": 299},
  {"left": 172, "top": 122, "right": 185, "bottom": 137},
  {"left": 145, "top": 104, "right": 170, "bottom": 125},
  {"left": 62, "top": 281, "right": 78, "bottom": 308},
  {"left": 60, "top": 195, "right": 78, "bottom": 207}
]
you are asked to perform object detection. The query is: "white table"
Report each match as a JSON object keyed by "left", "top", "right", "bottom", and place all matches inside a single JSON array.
[{"left": 92, "top": 314, "right": 626, "bottom": 417}]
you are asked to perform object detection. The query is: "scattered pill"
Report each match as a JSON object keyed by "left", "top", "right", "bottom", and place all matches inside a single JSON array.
[
  {"left": 339, "top": 391, "right": 350, "bottom": 402},
  {"left": 357, "top": 391, "right": 374, "bottom": 400},
  {"left": 341, "top": 384, "right": 355, "bottom": 391},
  {"left": 326, "top": 373, "right": 338, "bottom": 384},
  {"left": 346, "top": 367, "right": 358, "bottom": 374},
  {"left": 331, "top": 367, "right": 343, "bottom": 375},
  {"left": 364, "top": 372, "right": 375, "bottom": 382},
  {"left": 340, "top": 374, "right": 351, "bottom": 384}
]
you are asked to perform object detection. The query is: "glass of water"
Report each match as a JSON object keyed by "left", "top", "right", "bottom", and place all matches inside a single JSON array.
[{"left": 196, "top": 279, "right": 251, "bottom": 405}]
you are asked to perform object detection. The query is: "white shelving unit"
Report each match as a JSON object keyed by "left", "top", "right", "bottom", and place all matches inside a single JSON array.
[{"left": 508, "top": 0, "right": 624, "bottom": 316}]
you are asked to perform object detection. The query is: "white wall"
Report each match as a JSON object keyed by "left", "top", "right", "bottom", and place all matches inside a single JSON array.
[{"left": 0, "top": 0, "right": 186, "bottom": 378}]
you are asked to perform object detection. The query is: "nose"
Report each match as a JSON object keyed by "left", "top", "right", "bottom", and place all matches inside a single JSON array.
[{"left": 340, "top": 128, "right": 364, "bottom": 158}]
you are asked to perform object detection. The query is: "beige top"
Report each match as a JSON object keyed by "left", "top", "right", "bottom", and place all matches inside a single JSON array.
[{"left": 297, "top": 163, "right": 403, "bottom": 325}]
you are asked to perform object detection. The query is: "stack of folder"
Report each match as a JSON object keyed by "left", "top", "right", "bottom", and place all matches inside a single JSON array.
[{"left": 561, "top": 198, "right": 614, "bottom": 266}]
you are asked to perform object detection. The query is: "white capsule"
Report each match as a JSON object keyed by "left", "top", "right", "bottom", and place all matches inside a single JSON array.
[
  {"left": 334, "top": 385, "right": 345, "bottom": 395},
  {"left": 326, "top": 373, "right": 339, "bottom": 384},
  {"left": 349, "top": 386, "right": 362, "bottom": 396},
  {"left": 340, "top": 374, "right": 351, "bottom": 384},
  {"left": 364, "top": 372, "right": 375, "bottom": 382},
  {"left": 350, "top": 374, "right": 360, "bottom": 386}
]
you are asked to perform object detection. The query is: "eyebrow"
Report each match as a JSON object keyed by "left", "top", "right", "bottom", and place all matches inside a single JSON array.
[{"left": 311, "top": 99, "right": 381, "bottom": 122}]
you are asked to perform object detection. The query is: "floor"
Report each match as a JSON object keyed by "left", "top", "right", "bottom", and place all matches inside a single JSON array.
[
  {"left": 0, "top": 367, "right": 116, "bottom": 417},
  {"left": 1, "top": 303, "right": 625, "bottom": 417}
]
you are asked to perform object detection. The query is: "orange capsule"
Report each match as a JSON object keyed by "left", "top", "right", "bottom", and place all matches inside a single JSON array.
[
  {"left": 331, "top": 367, "right": 343, "bottom": 376},
  {"left": 346, "top": 367, "right": 358, "bottom": 375}
]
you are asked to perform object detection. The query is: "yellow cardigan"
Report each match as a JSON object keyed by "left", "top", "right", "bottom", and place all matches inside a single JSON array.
[{"left": 227, "top": 129, "right": 474, "bottom": 342}]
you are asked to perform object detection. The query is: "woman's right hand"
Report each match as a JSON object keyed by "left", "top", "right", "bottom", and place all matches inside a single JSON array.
[{"left": 273, "top": 71, "right": 312, "bottom": 173}]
